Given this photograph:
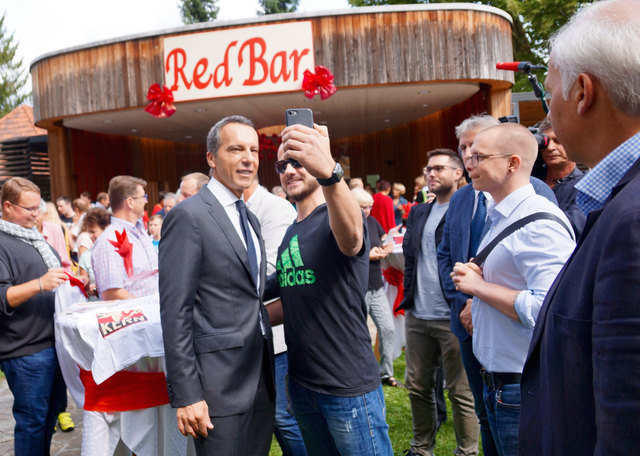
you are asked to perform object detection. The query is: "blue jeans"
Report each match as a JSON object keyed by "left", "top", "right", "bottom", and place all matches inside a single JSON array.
[
  {"left": 274, "top": 353, "right": 308, "bottom": 456},
  {"left": 483, "top": 382, "right": 520, "bottom": 456},
  {"left": 0, "top": 347, "right": 67, "bottom": 456},
  {"left": 288, "top": 378, "right": 393, "bottom": 456},
  {"left": 459, "top": 337, "right": 498, "bottom": 456}
]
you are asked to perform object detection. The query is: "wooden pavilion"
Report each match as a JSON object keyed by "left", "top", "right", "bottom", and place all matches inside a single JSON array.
[{"left": 31, "top": 4, "right": 515, "bottom": 203}]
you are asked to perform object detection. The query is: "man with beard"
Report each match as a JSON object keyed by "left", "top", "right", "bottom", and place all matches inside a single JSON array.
[
  {"left": 267, "top": 124, "right": 393, "bottom": 456},
  {"left": 400, "top": 149, "right": 479, "bottom": 456}
]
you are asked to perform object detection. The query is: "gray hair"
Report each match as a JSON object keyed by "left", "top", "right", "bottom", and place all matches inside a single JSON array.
[
  {"left": 206, "top": 115, "right": 255, "bottom": 156},
  {"left": 455, "top": 114, "right": 500, "bottom": 139},
  {"left": 163, "top": 192, "right": 177, "bottom": 203},
  {"left": 351, "top": 187, "right": 374, "bottom": 207},
  {"left": 550, "top": 0, "right": 640, "bottom": 116}
]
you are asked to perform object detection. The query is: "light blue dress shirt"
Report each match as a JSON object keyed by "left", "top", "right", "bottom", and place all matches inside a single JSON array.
[
  {"left": 472, "top": 184, "right": 575, "bottom": 373},
  {"left": 575, "top": 132, "right": 640, "bottom": 215}
]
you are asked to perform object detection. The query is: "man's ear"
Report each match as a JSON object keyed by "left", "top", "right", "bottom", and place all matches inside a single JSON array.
[
  {"left": 575, "top": 73, "right": 595, "bottom": 115},
  {"left": 206, "top": 151, "right": 216, "bottom": 170},
  {"left": 509, "top": 155, "right": 521, "bottom": 172}
]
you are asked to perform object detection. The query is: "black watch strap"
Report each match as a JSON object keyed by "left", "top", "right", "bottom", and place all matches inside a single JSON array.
[{"left": 318, "top": 162, "right": 344, "bottom": 186}]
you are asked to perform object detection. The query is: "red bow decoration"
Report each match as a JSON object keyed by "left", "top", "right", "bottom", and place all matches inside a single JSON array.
[
  {"left": 402, "top": 203, "right": 414, "bottom": 219},
  {"left": 382, "top": 267, "right": 405, "bottom": 316},
  {"left": 144, "top": 83, "right": 176, "bottom": 118},
  {"left": 302, "top": 65, "right": 337, "bottom": 100},
  {"left": 108, "top": 230, "right": 134, "bottom": 277},
  {"left": 64, "top": 272, "right": 88, "bottom": 298}
]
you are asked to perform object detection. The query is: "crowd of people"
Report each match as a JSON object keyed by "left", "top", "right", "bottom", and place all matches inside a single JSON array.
[{"left": 0, "top": 1, "right": 639, "bottom": 455}]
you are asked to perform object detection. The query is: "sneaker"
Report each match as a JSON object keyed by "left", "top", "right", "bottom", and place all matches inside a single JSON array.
[{"left": 57, "top": 412, "right": 75, "bottom": 432}]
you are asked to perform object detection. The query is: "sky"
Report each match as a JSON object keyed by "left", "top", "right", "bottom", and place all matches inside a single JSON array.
[{"left": 0, "top": 0, "right": 351, "bottom": 97}]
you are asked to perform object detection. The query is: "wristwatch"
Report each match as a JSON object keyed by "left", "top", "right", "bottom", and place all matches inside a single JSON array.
[{"left": 317, "top": 162, "right": 344, "bottom": 186}]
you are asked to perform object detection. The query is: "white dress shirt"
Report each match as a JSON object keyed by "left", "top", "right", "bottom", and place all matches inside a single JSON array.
[
  {"left": 472, "top": 184, "right": 575, "bottom": 373},
  {"left": 207, "top": 177, "right": 262, "bottom": 290},
  {"left": 246, "top": 185, "right": 297, "bottom": 354}
]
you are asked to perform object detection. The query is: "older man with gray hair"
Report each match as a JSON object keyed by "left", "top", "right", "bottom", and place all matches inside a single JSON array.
[{"left": 520, "top": 1, "right": 640, "bottom": 454}]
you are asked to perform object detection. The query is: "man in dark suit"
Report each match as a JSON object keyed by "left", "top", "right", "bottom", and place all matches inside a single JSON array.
[
  {"left": 520, "top": 1, "right": 640, "bottom": 454},
  {"left": 400, "top": 149, "right": 479, "bottom": 456},
  {"left": 159, "top": 115, "right": 275, "bottom": 456}
]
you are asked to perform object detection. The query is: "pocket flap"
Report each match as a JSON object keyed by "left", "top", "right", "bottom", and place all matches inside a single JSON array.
[{"left": 193, "top": 331, "right": 244, "bottom": 354}]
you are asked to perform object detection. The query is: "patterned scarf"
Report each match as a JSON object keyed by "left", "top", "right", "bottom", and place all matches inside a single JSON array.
[{"left": 0, "top": 219, "right": 61, "bottom": 269}]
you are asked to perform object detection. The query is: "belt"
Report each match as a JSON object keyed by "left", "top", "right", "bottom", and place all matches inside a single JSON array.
[{"left": 480, "top": 369, "right": 521, "bottom": 390}]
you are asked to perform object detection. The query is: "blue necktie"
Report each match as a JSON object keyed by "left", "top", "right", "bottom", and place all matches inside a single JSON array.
[
  {"left": 236, "top": 200, "right": 259, "bottom": 285},
  {"left": 469, "top": 192, "right": 487, "bottom": 259}
]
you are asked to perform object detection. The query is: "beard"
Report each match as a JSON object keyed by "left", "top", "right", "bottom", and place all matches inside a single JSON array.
[{"left": 285, "top": 178, "right": 320, "bottom": 203}]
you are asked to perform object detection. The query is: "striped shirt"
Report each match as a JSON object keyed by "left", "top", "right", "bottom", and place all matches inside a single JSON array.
[{"left": 92, "top": 216, "right": 158, "bottom": 298}]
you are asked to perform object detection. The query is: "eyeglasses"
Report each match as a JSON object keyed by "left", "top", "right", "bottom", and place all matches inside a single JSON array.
[
  {"left": 425, "top": 165, "right": 458, "bottom": 174},
  {"left": 275, "top": 159, "right": 303, "bottom": 174},
  {"left": 464, "top": 153, "right": 513, "bottom": 167},
  {"left": 360, "top": 205, "right": 373, "bottom": 211},
  {"left": 130, "top": 194, "right": 148, "bottom": 201},
  {"left": 10, "top": 202, "right": 41, "bottom": 214}
]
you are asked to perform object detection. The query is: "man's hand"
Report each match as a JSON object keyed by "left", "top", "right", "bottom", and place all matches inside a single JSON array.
[
  {"left": 369, "top": 246, "right": 389, "bottom": 261},
  {"left": 40, "top": 268, "right": 68, "bottom": 292},
  {"left": 280, "top": 124, "right": 335, "bottom": 180},
  {"left": 460, "top": 299, "right": 473, "bottom": 335},
  {"left": 176, "top": 400, "right": 214, "bottom": 438},
  {"left": 451, "top": 262, "right": 485, "bottom": 296}
]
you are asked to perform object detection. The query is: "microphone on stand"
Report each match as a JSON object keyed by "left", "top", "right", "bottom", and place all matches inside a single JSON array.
[{"left": 496, "top": 61, "right": 546, "bottom": 73}]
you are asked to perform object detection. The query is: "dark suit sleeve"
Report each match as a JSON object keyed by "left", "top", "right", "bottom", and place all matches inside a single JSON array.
[
  {"left": 592, "top": 207, "right": 640, "bottom": 454},
  {"left": 437, "top": 209, "right": 470, "bottom": 318},
  {"left": 402, "top": 207, "right": 418, "bottom": 301},
  {"left": 159, "top": 204, "right": 205, "bottom": 408}
]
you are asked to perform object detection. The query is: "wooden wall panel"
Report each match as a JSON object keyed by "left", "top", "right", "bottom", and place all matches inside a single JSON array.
[
  {"left": 331, "top": 91, "right": 487, "bottom": 197},
  {"left": 32, "top": 7, "right": 513, "bottom": 124}
]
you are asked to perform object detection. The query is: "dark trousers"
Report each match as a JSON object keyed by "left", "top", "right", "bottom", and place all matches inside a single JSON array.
[
  {"left": 459, "top": 336, "right": 499, "bottom": 456},
  {"left": 194, "top": 341, "right": 275, "bottom": 456}
]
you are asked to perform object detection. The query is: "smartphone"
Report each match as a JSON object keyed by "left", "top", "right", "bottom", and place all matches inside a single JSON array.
[{"left": 285, "top": 108, "right": 314, "bottom": 128}]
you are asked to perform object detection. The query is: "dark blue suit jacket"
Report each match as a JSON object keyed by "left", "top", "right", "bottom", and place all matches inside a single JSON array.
[
  {"left": 398, "top": 200, "right": 446, "bottom": 312},
  {"left": 520, "top": 157, "right": 640, "bottom": 455},
  {"left": 437, "top": 177, "right": 558, "bottom": 341},
  {"left": 552, "top": 166, "right": 586, "bottom": 238}
]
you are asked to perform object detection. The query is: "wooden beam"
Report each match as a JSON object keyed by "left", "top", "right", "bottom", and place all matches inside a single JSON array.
[{"left": 47, "top": 126, "right": 75, "bottom": 199}]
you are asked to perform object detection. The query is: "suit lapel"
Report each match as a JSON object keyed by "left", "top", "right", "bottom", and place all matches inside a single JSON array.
[
  {"left": 199, "top": 189, "right": 254, "bottom": 284},
  {"left": 460, "top": 187, "right": 475, "bottom": 261}
]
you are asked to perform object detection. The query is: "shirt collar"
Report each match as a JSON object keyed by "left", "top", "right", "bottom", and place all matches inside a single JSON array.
[
  {"left": 574, "top": 132, "right": 640, "bottom": 213},
  {"left": 474, "top": 189, "right": 494, "bottom": 206},
  {"left": 207, "top": 176, "right": 242, "bottom": 207},
  {"left": 487, "top": 184, "right": 534, "bottom": 223},
  {"left": 111, "top": 215, "right": 145, "bottom": 233}
]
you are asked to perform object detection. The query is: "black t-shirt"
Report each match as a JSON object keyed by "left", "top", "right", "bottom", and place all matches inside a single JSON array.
[
  {"left": 366, "top": 216, "right": 386, "bottom": 290},
  {"left": 276, "top": 204, "right": 380, "bottom": 396}
]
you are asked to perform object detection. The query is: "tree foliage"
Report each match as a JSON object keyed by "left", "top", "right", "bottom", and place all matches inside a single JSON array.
[
  {"left": 179, "top": 0, "right": 219, "bottom": 24},
  {"left": 0, "top": 13, "right": 29, "bottom": 117},
  {"left": 258, "top": 0, "right": 300, "bottom": 15},
  {"left": 347, "top": 0, "right": 593, "bottom": 91}
]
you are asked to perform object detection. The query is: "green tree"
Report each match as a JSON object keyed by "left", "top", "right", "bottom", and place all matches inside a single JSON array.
[
  {"left": 347, "top": 0, "right": 592, "bottom": 91},
  {"left": 0, "top": 13, "right": 29, "bottom": 117},
  {"left": 178, "top": 0, "right": 219, "bottom": 24},
  {"left": 258, "top": 0, "right": 300, "bottom": 15}
]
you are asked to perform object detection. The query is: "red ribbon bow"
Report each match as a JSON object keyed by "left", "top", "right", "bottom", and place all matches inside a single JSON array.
[
  {"left": 108, "top": 230, "right": 134, "bottom": 277},
  {"left": 144, "top": 83, "right": 176, "bottom": 118},
  {"left": 302, "top": 65, "right": 337, "bottom": 100},
  {"left": 64, "top": 272, "right": 88, "bottom": 298},
  {"left": 382, "top": 267, "right": 405, "bottom": 316},
  {"left": 402, "top": 203, "right": 414, "bottom": 219}
]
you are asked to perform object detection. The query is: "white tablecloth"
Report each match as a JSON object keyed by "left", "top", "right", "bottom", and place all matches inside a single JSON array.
[{"left": 382, "top": 241, "right": 406, "bottom": 358}]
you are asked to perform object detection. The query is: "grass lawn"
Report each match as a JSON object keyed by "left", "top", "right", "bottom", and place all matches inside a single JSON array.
[{"left": 269, "top": 353, "right": 482, "bottom": 456}]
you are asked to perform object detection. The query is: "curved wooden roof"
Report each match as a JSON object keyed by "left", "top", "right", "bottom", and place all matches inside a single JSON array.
[{"left": 31, "top": 4, "right": 514, "bottom": 140}]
